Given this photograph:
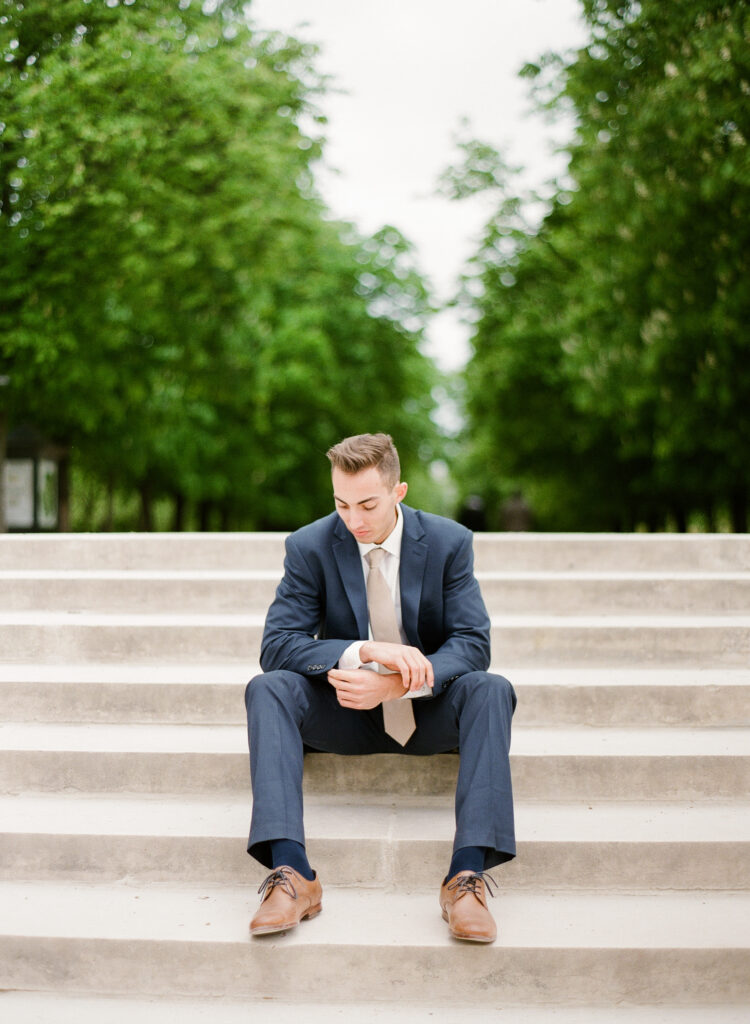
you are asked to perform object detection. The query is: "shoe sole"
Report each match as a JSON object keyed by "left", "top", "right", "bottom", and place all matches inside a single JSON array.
[
  {"left": 249, "top": 902, "right": 322, "bottom": 936},
  {"left": 441, "top": 908, "right": 496, "bottom": 943}
]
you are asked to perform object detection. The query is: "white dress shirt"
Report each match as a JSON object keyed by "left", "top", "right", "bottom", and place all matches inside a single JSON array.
[{"left": 338, "top": 504, "right": 430, "bottom": 698}]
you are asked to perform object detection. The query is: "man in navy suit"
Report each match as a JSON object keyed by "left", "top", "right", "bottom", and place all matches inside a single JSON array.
[{"left": 245, "top": 433, "right": 516, "bottom": 942}]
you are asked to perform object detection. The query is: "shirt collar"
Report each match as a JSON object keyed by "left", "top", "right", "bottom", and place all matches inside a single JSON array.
[{"left": 357, "top": 503, "right": 404, "bottom": 561}]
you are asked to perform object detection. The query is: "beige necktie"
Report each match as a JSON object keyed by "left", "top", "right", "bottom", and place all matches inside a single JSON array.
[{"left": 365, "top": 547, "right": 416, "bottom": 746}]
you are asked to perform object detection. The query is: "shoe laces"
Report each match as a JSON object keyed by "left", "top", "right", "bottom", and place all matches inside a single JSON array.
[
  {"left": 258, "top": 867, "right": 298, "bottom": 901},
  {"left": 447, "top": 871, "right": 497, "bottom": 900}
]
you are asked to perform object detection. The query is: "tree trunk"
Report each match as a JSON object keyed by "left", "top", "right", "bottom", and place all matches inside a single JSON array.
[
  {"left": 198, "top": 500, "right": 211, "bottom": 532},
  {"left": 58, "top": 456, "right": 70, "bottom": 532},
  {"left": 172, "top": 493, "right": 186, "bottom": 532},
  {"left": 729, "top": 485, "right": 747, "bottom": 533},
  {"left": 138, "top": 483, "right": 154, "bottom": 532},
  {"left": 81, "top": 478, "right": 96, "bottom": 531},
  {"left": 620, "top": 505, "right": 636, "bottom": 532},
  {"left": 672, "top": 505, "right": 688, "bottom": 534},
  {"left": 103, "top": 479, "right": 115, "bottom": 532},
  {"left": 0, "top": 410, "right": 7, "bottom": 533}
]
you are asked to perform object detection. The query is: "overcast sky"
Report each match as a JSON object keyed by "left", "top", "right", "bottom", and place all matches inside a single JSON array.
[{"left": 249, "top": 0, "right": 588, "bottom": 370}]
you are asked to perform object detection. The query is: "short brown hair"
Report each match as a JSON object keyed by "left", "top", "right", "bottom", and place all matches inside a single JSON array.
[{"left": 326, "top": 433, "right": 401, "bottom": 487}]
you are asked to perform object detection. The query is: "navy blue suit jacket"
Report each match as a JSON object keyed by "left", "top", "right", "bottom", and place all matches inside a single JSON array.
[{"left": 260, "top": 504, "right": 491, "bottom": 697}]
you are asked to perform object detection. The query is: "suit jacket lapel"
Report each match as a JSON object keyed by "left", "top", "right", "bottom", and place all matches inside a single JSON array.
[
  {"left": 332, "top": 518, "right": 369, "bottom": 639},
  {"left": 399, "top": 505, "right": 428, "bottom": 646}
]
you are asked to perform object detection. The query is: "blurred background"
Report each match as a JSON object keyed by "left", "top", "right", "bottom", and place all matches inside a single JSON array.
[{"left": 1, "top": 0, "right": 748, "bottom": 533}]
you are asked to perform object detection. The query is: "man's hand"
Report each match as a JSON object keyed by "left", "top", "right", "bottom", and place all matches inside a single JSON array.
[
  {"left": 327, "top": 668, "right": 407, "bottom": 710},
  {"left": 358, "top": 640, "right": 434, "bottom": 693}
]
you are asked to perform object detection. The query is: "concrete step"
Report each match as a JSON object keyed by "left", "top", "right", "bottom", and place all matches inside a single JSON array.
[
  {"left": 2, "top": 723, "right": 748, "bottom": 799},
  {"left": 4, "top": 993, "right": 750, "bottom": 1024},
  {"left": 480, "top": 572, "right": 750, "bottom": 615},
  {"left": 2, "top": 882, "right": 749, "bottom": 1004},
  {"left": 3, "top": 612, "right": 750, "bottom": 665},
  {"left": 2, "top": 531, "right": 749, "bottom": 572},
  {"left": 2, "top": 664, "right": 748, "bottom": 726},
  {"left": 2, "top": 793, "right": 748, "bottom": 891},
  {"left": 3, "top": 569, "right": 750, "bottom": 615},
  {"left": 473, "top": 533, "right": 750, "bottom": 572},
  {"left": 0, "top": 533, "right": 288, "bottom": 571},
  {"left": 0, "top": 570, "right": 281, "bottom": 614},
  {"left": 0, "top": 612, "right": 263, "bottom": 663}
]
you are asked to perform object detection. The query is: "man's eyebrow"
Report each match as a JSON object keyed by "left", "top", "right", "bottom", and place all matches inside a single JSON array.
[{"left": 333, "top": 494, "right": 380, "bottom": 505}]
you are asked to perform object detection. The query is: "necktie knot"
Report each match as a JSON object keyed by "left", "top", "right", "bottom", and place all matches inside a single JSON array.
[{"left": 366, "top": 547, "right": 387, "bottom": 569}]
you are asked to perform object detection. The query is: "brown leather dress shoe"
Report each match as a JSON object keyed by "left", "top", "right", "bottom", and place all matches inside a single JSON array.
[
  {"left": 249, "top": 866, "right": 323, "bottom": 936},
  {"left": 439, "top": 870, "right": 497, "bottom": 943}
]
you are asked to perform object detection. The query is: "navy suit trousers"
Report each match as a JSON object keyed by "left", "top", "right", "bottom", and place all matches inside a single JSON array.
[{"left": 245, "top": 670, "right": 517, "bottom": 872}]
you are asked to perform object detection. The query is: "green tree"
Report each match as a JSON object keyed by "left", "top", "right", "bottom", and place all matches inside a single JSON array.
[
  {"left": 455, "top": 0, "right": 750, "bottom": 530},
  {"left": 1, "top": 0, "right": 440, "bottom": 529}
]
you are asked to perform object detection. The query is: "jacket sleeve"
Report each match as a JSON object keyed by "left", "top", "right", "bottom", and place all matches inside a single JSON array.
[
  {"left": 259, "top": 533, "right": 352, "bottom": 676},
  {"left": 425, "top": 530, "right": 491, "bottom": 696}
]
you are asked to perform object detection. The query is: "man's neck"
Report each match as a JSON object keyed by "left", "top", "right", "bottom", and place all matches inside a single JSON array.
[{"left": 375, "top": 508, "right": 399, "bottom": 546}]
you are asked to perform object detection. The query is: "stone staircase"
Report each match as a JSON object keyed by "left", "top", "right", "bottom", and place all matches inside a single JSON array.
[{"left": 0, "top": 532, "right": 749, "bottom": 1022}]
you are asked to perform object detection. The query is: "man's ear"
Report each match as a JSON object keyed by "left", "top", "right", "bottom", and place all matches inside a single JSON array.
[{"left": 395, "top": 482, "right": 408, "bottom": 503}]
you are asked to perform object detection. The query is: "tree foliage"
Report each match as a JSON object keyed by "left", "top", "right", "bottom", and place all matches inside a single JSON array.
[
  {"left": 455, "top": 0, "right": 750, "bottom": 530},
  {"left": 1, "top": 0, "right": 439, "bottom": 530}
]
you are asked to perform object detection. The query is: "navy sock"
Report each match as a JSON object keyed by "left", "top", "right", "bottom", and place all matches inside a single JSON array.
[
  {"left": 447, "top": 845, "right": 486, "bottom": 880},
  {"left": 269, "top": 838, "right": 315, "bottom": 881}
]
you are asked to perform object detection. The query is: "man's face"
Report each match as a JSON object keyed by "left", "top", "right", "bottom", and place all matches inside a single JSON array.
[{"left": 332, "top": 466, "right": 408, "bottom": 546}]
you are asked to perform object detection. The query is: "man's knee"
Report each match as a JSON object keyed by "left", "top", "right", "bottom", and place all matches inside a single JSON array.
[
  {"left": 245, "top": 670, "right": 302, "bottom": 713},
  {"left": 452, "top": 670, "right": 517, "bottom": 713}
]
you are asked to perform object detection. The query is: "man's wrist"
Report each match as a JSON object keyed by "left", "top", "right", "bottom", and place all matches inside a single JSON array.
[
  {"left": 339, "top": 641, "right": 365, "bottom": 670},
  {"left": 359, "top": 640, "right": 375, "bottom": 664},
  {"left": 384, "top": 673, "right": 408, "bottom": 702}
]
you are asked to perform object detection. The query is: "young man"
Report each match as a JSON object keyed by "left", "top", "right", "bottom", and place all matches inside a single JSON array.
[{"left": 245, "top": 433, "right": 516, "bottom": 942}]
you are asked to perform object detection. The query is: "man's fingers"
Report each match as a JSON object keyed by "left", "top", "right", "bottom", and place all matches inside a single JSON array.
[
  {"left": 395, "top": 650, "right": 426, "bottom": 686},
  {"left": 393, "top": 656, "right": 413, "bottom": 688},
  {"left": 379, "top": 649, "right": 430, "bottom": 691},
  {"left": 405, "top": 658, "right": 433, "bottom": 692},
  {"left": 399, "top": 650, "right": 433, "bottom": 690},
  {"left": 334, "top": 685, "right": 356, "bottom": 704},
  {"left": 327, "top": 670, "right": 353, "bottom": 694}
]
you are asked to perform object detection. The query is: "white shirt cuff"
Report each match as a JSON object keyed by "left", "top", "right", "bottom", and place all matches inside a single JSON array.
[
  {"left": 401, "top": 682, "right": 432, "bottom": 699},
  {"left": 338, "top": 641, "right": 366, "bottom": 670}
]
